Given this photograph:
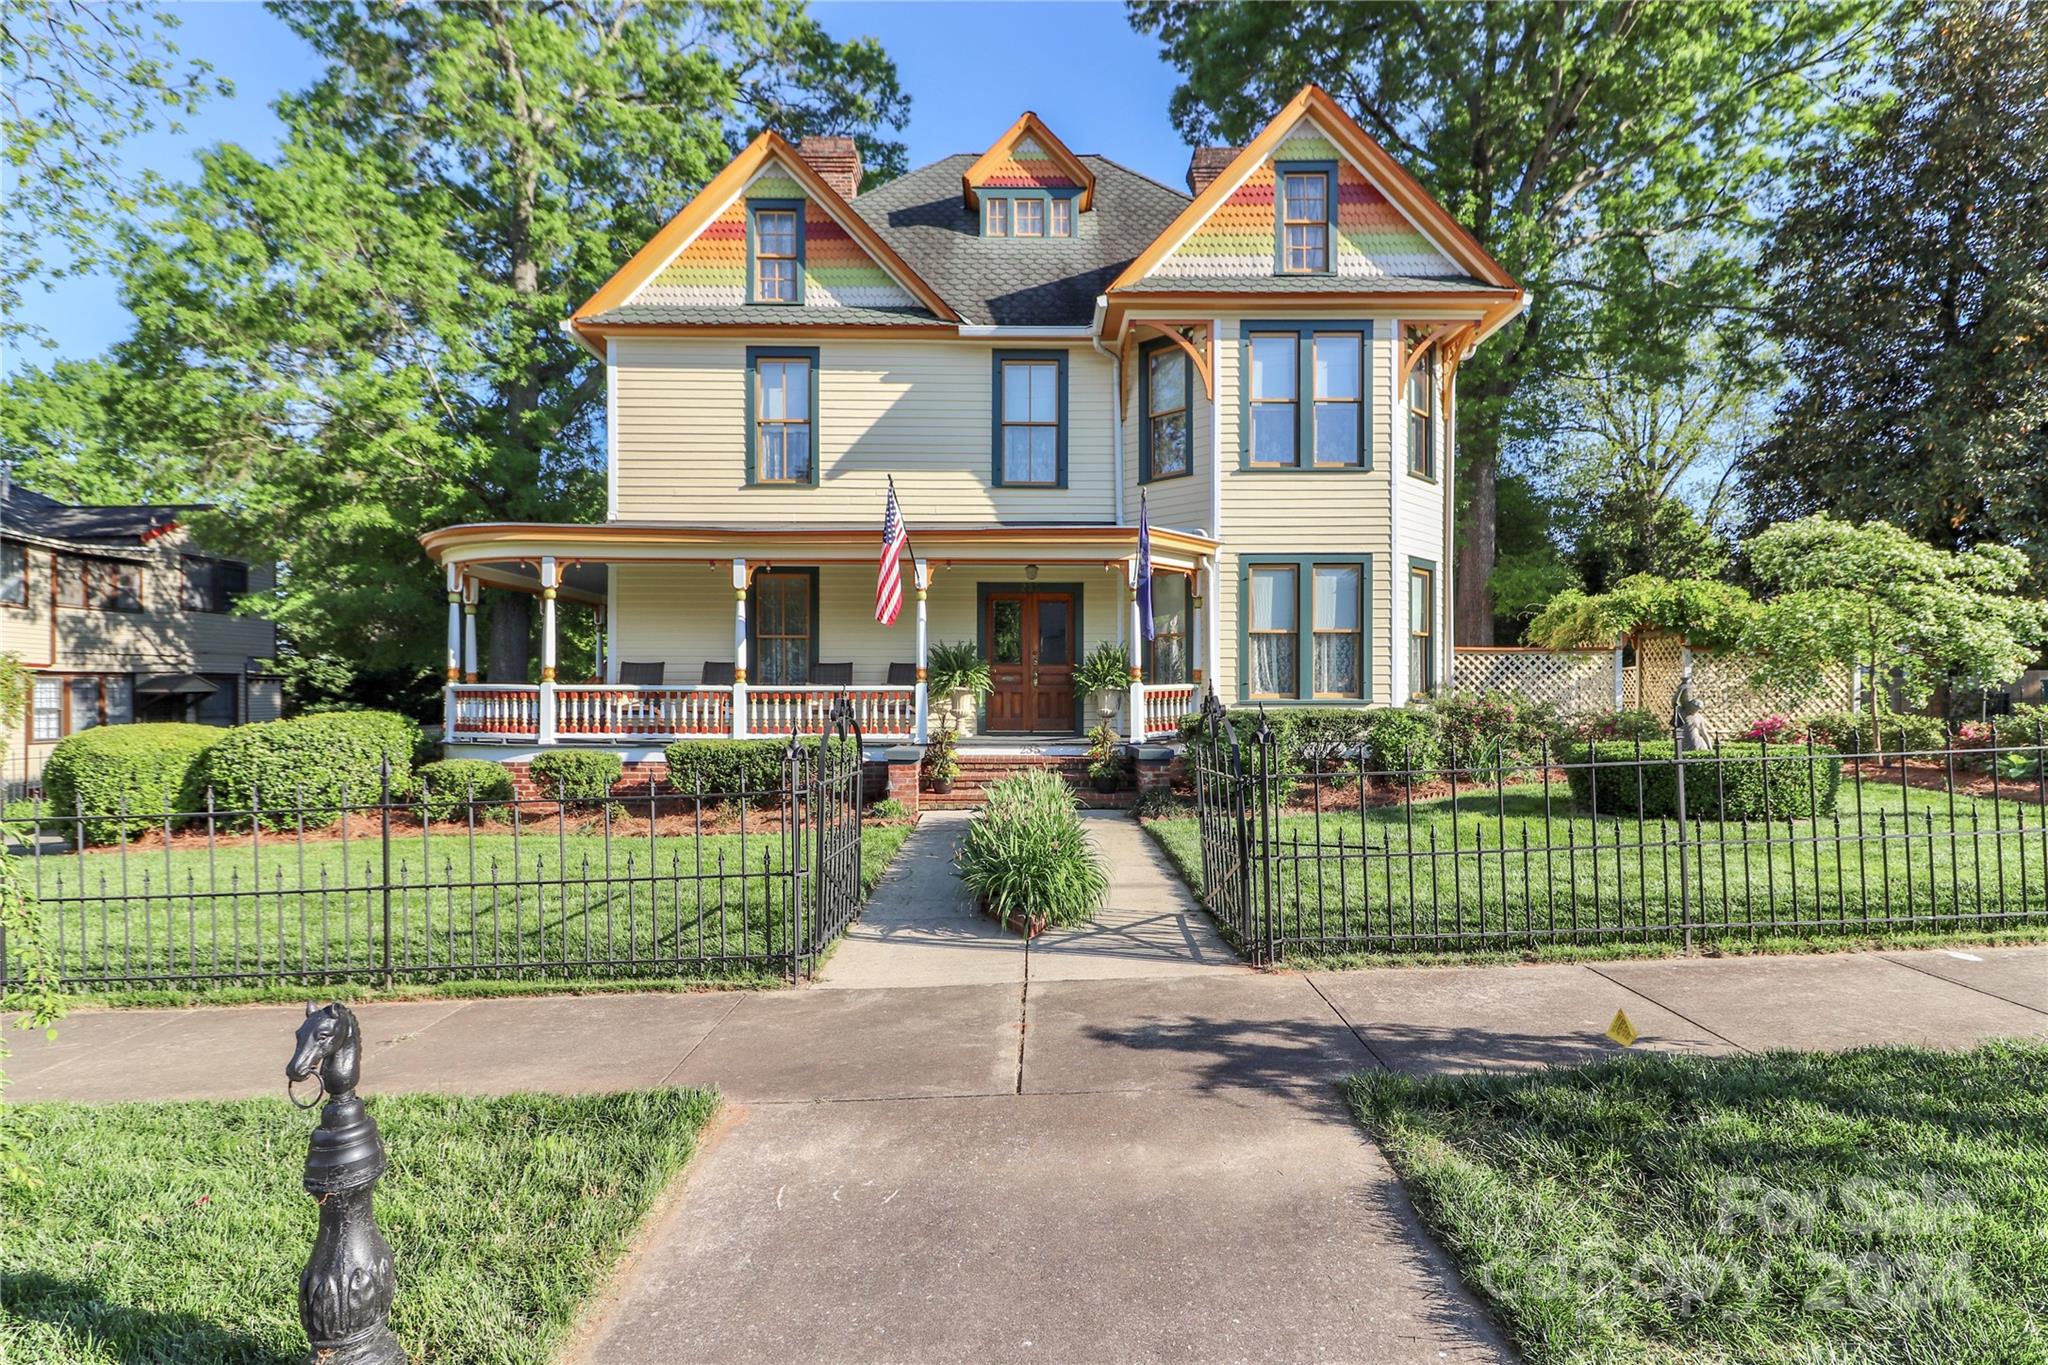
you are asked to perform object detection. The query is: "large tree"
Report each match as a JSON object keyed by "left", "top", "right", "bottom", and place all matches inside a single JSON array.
[
  {"left": 1, "top": 0, "right": 224, "bottom": 341},
  {"left": 1742, "top": 0, "right": 2048, "bottom": 579},
  {"left": 1126, "top": 0, "right": 1889, "bottom": 640},
  {"left": 109, "top": 0, "right": 908, "bottom": 687}
]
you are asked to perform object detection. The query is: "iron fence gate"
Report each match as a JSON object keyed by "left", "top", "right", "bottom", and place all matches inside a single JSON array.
[
  {"left": 1186, "top": 695, "right": 2048, "bottom": 964},
  {"left": 2, "top": 704, "right": 868, "bottom": 992}
]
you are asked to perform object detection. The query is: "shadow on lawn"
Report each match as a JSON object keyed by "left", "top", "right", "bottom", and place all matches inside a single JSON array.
[{"left": 2, "top": 1272, "right": 297, "bottom": 1365}]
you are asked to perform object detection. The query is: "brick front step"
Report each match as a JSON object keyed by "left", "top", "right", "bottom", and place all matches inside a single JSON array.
[{"left": 924, "top": 753, "right": 1135, "bottom": 809}]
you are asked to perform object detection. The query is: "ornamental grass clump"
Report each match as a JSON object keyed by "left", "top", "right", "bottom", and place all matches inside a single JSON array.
[{"left": 956, "top": 770, "right": 1107, "bottom": 929}]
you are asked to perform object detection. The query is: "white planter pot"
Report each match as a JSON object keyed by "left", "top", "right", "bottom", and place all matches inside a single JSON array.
[{"left": 949, "top": 688, "right": 978, "bottom": 738}]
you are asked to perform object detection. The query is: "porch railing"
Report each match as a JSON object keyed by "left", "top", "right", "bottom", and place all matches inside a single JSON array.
[
  {"left": 554, "top": 684, "right": 731, "bottom": 740},
  {"left": 747, "top": 686, "right": 915, "bottom": 740},
  {"left": 1139, "top": 684, "right": 1198, "bottom": 740},
  {"left": 446, "top": 682, "right": 917, "bottom": 744},
  {"left": 449, "top": 684, "right": 540, "bottom": 740}
]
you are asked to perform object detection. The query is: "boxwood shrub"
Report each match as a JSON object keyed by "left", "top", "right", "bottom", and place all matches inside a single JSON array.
[
  {"left": 663, "top": 737, "right": 857, "bottom": 798},
  {"left": 1179, "top": 704, "right": 1441, "bottom": 783},
  {"left": 196, "top": 710, "right": 420, "bottom": 826},
  {"left": 42, "top": 723, "right": 221, "bottom": 843},
  {"left": 414, "top": 759, "right": 516, "bottom": 821},
  {"left": 528, "top": 749, "right": 623, "bottom": 801},
  {"left": 1563, "top": 740, "right": 1842, "bottom": 821}
]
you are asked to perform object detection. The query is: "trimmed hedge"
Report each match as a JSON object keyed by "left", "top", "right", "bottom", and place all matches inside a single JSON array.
[
  {"left": 1563, "top": 740, "right": 1842, "bottom": 820},
  {"left": 1179, "top": 705, "right": 1440, "bottom": 783},
  {"left": 196, "top": 710, "right": 420, "bottom": 826},
  {"left": 414, "top": 759, "right": 516, "bottom": 821},
  {"left": 663, "top": 737, "right": 857, "bottom": 798},
  {"left": 42, "top": 723, "right": 221, "bottom": 842},
  {"left": 528, "top": 749, "right": 623, "bottom": 801}
]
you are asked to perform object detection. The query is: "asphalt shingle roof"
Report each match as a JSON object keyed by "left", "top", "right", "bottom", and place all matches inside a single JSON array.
[
  {"left": 851, "top": 155, "right": 1190, "bottom": 326},
  {"left": 0, "top": 482, "right": 189, "bottom": 544}
]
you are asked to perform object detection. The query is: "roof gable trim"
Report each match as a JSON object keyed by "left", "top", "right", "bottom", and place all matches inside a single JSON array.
[{"left": 961, "top": 112, "right": 1096, "bottom": 213}]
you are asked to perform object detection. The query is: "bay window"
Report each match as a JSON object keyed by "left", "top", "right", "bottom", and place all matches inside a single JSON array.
[
  {"left": 1141, "top": 340, "right": 1190, "bottom": 481},
  {"left": 1146, "top": 573, "right": 1190, "bottom": 684},
  {"left": 1241, "top": 556, "right": 1372, "bottom": 702},
  {"left": 1242, "top": 321, "right": 1370, "bottom": 469},
  {"left": 1409, "top": 563, "right": 1436, "bottom": 698}
]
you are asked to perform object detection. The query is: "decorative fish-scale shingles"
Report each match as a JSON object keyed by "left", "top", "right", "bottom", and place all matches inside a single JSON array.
[
  {"left": 1152, "top": 124, "right": 1459, "bottom": 281},
  {"left": 636, "top": 165, "right": 914, "bottom": 310}
]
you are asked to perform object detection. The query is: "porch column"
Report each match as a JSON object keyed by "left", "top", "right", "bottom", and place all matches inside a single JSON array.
[
  {"left": 461, "top": 577, "right": 479, "bottom": 683},
  {"left": 443, "top": 563, "right": 461, "bottom": 739},
  {"left": 1191, "top": 557, "right": 1209, "bottom": 703},
  {"left": 913, "top": 558, "right": 931, "bottom": 744},
  {"left": 731, "top": 558, "right": 749, "bottom": 739},
  {"left": 537, "top": 556, "right": 560, "bottom": 744},
  {"left": 1127, "top": 563, "right": 1145, "bottom": 741},
  {"left": 1206, "top": 557, "right": 1222, "bottom": 706}
]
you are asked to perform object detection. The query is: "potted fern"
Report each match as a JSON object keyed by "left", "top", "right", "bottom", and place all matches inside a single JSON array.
[
  {"left": 1073, "top": 642, "right": 1130, "bottom": 732},
  {"left": 927, "top": 640, "right": 992, "bottom": 735}
]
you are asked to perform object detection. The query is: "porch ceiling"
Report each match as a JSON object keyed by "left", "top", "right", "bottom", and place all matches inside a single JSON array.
[{"left": 423, "top": 521, "right": 1219, "bottom": 588}]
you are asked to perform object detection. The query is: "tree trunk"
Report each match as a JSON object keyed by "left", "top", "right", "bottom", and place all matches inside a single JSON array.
[
  {"left": 1455, "top": 425, "right": 1500, "bottom": 645},
  {"left": 488, "top": 594, "right": 532, "bottom": 682}
]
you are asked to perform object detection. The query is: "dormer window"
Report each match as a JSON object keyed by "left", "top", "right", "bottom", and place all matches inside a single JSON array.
[
  {"left": 1051, "top": 199, "right": 1072, "bottom": 236},
  {"left": 980, "top": 192, "right": 1074, "bottom": 240},
  {"left": 987, "top": 199, "right": 1008, "bottom": 236},
  {"left": 1278, "top": 166, "right": 1332, "bottom": 273},
  {"left": 749, "top": 201, "right": 803, "bottom": 304}
]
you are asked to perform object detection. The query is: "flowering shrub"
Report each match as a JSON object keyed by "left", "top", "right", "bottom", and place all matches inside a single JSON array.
[
  {"left": 1955, "top": 721, "right": 1996, "bottom": 749},
  {"left": 1741, "top": 713, "right": 1805, "bottom": 743}
]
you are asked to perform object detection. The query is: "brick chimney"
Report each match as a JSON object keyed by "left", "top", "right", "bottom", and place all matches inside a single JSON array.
[
  {"left": 1186, "top": 146, "right": 1242, "bottom": 196},
  {"left": 796, "top": 136, "right": 863, "bottom": 199}
]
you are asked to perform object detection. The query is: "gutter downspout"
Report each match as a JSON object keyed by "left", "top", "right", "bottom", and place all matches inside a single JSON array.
[{"left": 1089, "top": 309, "right": 1124, "bottom": 527}]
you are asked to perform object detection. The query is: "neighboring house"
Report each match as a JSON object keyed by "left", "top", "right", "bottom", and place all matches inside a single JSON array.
[
  {"left": 0, "top": 481, "right": 280, "bottom": 787},
  {"left": 425, "top": 85, "right": 1526, "bottom": 762}
]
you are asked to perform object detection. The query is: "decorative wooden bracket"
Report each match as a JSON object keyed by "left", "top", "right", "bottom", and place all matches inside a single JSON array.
[{"left": 1127, "top": 320, "right": 1214, "bottom": 403}]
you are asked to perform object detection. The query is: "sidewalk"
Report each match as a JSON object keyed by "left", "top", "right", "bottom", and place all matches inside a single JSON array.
[{"left": 11, "top": 830, "right": 2045, "bottom": 1363}]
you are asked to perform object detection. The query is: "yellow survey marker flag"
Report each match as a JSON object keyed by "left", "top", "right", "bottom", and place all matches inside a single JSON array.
[{"left": 1605, "top": 1009, "right": 1639, "bottom": 1047}]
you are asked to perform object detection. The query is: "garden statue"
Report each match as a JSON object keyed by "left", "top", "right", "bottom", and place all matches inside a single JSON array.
[
  {"left": 1672, "top": 679, "right": 1714, "bottom": 753},
  {"left": 287, "top": 1002, "right": 407, "bottom": 1365}
]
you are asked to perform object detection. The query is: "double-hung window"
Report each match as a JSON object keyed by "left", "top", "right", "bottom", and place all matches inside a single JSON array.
[
  {"left": 31, "top": 678, "right": 61, "bottom": 741},
  {"left": 1247, "top": 333, "right": 1299, "bottom": 465},
  {"left": 1244, "top": 322, "right": 1368, "bottom": 468},
  {"left": 750, "top": 203, "right": 801, "bottom": 304},
  {"left": 1142, "top": 341, "right": 1190, "bottom": 481},
  {"left": 1408, "top": 353, "right": 1437, "bottom": 478},
  {"left": 750, "top": 569, "right": 815, "bottom": 684},
  {"left": 182, "top": 556, "right": 249, "bottom": 612},
  {"left": 1, "top": 541, "right": 25, "bottom": 605},
  {"left": 993, "top": 351, "right": 1066, "bottom": 487},
  {"left": 1408, "top": 563, "right": 1436, "bottom": 698},
  {"left": 746, "top": 347, "right": 820, "bottom": 486},
  {"left": 57, "top": 556, "right": 143, "bottom": 611},
  {"left": 1243, "top": 558, "right": 1370, "bottom": 701},
  {"left": 1146, "top": 573, "right": 1190, "bottom": 683},
  {"left": 1279, "top": 168, "right": 1331, "bottom": 273}
]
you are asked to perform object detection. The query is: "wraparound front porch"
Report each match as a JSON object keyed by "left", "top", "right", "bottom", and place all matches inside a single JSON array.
[{"left": 421, "top": 521, "right": 1215, "bottom": 746}]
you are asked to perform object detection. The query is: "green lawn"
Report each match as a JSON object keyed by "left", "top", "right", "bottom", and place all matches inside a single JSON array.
[
  {"left": 1148, "top": 778, "right": 2047, "bottom": 956},
  {"left": 15, "top": 821, "right": 912, "bottom": 996},
  {"left": 1, "top": 1089, "right": 718, "bottom": 1364},
  {"left": 1349, "top": 1043, "right": 2048, "bottom": 1365}
]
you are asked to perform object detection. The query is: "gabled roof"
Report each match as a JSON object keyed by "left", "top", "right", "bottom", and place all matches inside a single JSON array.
[
  {"left": 960, "top": 112, "right": 1096, "bottom": 212},
  {"left": 1108, "top": 85, "right": 1519, "bottom": 295},
  {"left": 571, "top": 131, "right": 961, "bottom": 336},
  {"left": 853, "top": 156, "right": 1186, "bottom": 327},
  {"left": 1, "top": 481, "right": 188, "bottom": 546}
]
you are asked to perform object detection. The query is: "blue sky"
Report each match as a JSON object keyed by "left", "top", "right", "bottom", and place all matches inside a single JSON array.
[{"left": 10, "top": 1, "right": 1195, "bottom": 365}]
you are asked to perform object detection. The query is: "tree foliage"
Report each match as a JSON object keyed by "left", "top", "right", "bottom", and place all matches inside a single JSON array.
[
  {"left": 1743, "top": 516, "right": 2048, "bottom": 711},
  {"left": 0, "top": 358, "right": 201, "bottom": 503},
  {"left": 1525, "top": 573, "right": 1758, "bottom": 653},
  {"left": 106, "top": 0, "right": 909, "bottom": 683},
  {"left": 0, "top": 0, "right": 225, "bottom": 340},
  {"left": 1744, "top": 0, "right": 2048, "bottom": 577},
  {"left": 1127, "top": 0, "right": 1889, "bottom": 639}
]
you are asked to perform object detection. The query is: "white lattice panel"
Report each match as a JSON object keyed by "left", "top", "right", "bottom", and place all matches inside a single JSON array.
[{"left": 1452, "top": 649, "right": 1614, "bottom": 715}]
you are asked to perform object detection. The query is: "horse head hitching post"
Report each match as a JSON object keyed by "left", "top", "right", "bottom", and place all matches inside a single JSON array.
[{"left": 287, "top": 1001, "right": 407, "bottom": 1365}]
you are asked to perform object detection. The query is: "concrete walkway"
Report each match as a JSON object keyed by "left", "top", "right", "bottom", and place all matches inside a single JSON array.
[
  {"left": 11, "top": 834, "right": 2048, "bottom": 1363},
  {"left": 818, "top": 810, "right": 1238, "bottom": 989}
]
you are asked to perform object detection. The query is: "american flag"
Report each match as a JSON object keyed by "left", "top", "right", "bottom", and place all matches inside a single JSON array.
[{"left": 875, "top": 480, "right": 910, "bottom": 624}]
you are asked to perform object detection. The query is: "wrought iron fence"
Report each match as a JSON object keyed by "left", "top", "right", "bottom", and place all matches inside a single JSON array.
[
  {"left": 1186, "top": 697, "right": 2048, "bottom": 963},
  {"left": 1, "top": 711, "right": 869, "bottom": 992}
]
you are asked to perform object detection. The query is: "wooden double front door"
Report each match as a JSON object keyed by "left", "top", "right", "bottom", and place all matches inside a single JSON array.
[{"left": 985, "top": 591, "right": 1076, "bottom": 733}]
